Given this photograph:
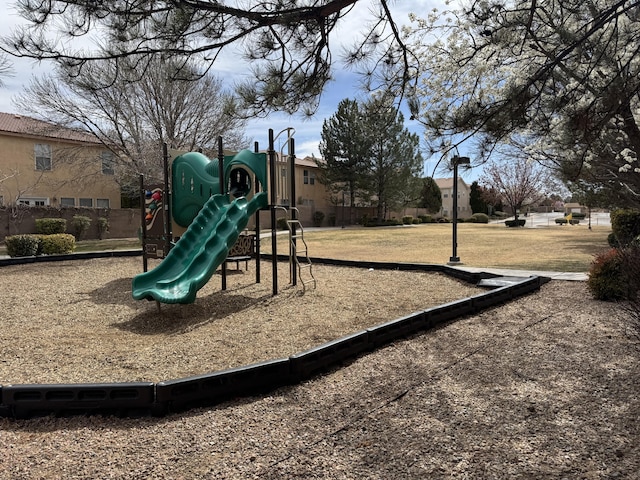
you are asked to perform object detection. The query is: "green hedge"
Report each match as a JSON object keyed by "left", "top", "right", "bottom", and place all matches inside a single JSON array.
[
  {"left": 71, "top": 215, "right": 92, "bottom": 239},
  {"left": 97, "top": 217, "right": 109, "bottom": 239},
  {"left": 610, "top": 209, "right": 640, "bottom": 246},
  {"left": 471, "top": 213, "right": 489, "bottom": 224},
  {"left": 276, "top": 217, "right": 289, "bottom": 230},
  {"left": 587, "top": 248, "right": 633, "bottom": 300},
  {"left": 5, "top": 234, "right": 40, "bottom": 257},
  {"left": 35, "top": 218, "right": 67, "bottom": 235},
  {"left": 38, "top": 234, "right": 76, "bottom": 255},
  {"left": 505, "top": 219, "right": 526, "bottom": 227},
  {"left": 4, "top": 233, "right": 75, "bottom": 257},
  {"left": 555, "top": 218, "right": 580, "bottom": 225}
]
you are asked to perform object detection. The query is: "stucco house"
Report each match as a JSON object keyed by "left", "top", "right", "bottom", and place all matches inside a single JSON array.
[
  {"left": 434, "top": 177, "right": 472, "bottom": 218},
  {"left": 0, "top": 112, "right": 121, "bottom": 209}
]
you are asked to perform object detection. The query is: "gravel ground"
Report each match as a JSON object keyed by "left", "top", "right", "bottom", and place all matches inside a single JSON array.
[{"left": 1, "top": 257, "right": 639, "bottom": 479}]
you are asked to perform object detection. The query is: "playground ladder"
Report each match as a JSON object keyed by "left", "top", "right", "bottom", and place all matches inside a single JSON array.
[{"left": 278, "top": 207, "right": 317, "bottom": 291}]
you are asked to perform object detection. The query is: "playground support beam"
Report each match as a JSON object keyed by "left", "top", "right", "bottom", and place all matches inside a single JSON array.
[
  {"left": 268, "top": 129, "right": 278, "bottom": 295},
  {"left": 254, "top": 141, "right": 262, "bottom": 284},
  {"left": 162, "top": 143, "right": 172, "bottom": 259},
  {"left": 218, "top": 136, "right": 228, "bottom": 290},
  {"left": 139, "top": 174, "right": 148, "bottom": 273},
  {"left": 289, "top": 137, "right": 297, "bottom": 287}
]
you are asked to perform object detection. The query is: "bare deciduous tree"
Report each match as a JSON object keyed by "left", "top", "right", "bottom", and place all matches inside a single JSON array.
[
  {"left": 15, "top": 55, "right": 249, "bottom": 194},
  {"left": 481, "top": 157, "right": 556, "bottom": 222}
]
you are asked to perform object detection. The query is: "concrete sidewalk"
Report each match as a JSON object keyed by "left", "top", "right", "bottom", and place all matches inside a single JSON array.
[{"left": 452, "top": 265, "right": 587, "bottom": 281}]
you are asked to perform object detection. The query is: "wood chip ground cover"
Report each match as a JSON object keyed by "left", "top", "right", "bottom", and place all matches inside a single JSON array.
[
  {"left": 1, "top": 256, "right": 639, "bottom": 479},
  {"left": 0, "top": 257, "right": 479, "bottom": 384}
]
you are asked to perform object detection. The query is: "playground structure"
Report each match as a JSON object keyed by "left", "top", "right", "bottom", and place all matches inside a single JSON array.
[{"left": 133, "top": 129, "right": 316, "bottom": 304}]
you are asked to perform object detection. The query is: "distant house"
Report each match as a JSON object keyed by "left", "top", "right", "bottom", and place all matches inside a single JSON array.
[
  {"left": 434, "top": 177, "right": 472, "bottom": 218},
  {"left": 0, "top": 112, "right": 121, "bottom": 208},
  {"left": 564, "top": 202, "right": 586, "bottom": 215}
]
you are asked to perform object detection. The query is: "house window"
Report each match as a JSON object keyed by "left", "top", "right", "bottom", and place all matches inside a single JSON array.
[
  {"left": 443, "top": 193, "right": 449, "bottom": 198},
  {"left": 303, "top": 170, "right": 315, "bottom": 185},
  {"left": 101, "top": 151, "right": 115, "bottom": 175},
  {"left": 0, "top": 195, "right": 3, "bottom": 206},
  {"left": 60, "top": 197, "right": 75, "bottom": 207},
  {"left": 96, "top": 198, "right": 110, "bottom": 208},
  {"left": 18, "top": 197, "right": 49, "bottom": 206},
  {"left": 79, "top": 198, "right": 93, "bottom": 207},
  {"left": 35, "top": 144, "right": 52, "bottom": 171}
]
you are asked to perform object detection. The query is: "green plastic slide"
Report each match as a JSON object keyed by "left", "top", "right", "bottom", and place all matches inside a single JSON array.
[{"left": 132, "top": 191, "right": 268, "bottom": 304}]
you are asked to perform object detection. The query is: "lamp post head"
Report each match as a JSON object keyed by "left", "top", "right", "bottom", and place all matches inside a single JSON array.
[{"left": 452, "top": 156, "right": 471, "bottom": 166}]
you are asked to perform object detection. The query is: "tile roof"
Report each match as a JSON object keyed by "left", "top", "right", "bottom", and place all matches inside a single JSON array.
[{"left": 0, "top": 112, "right": 101, "bottom": 144}]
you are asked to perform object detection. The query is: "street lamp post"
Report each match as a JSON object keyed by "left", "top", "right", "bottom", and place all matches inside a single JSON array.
[{"left": 448, "top": 155, "right": 471, "bottom": 265}]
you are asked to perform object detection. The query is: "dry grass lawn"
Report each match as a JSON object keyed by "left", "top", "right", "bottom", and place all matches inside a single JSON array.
[{"left": 267, "top": 223, "right": 611, "bottom": 272}]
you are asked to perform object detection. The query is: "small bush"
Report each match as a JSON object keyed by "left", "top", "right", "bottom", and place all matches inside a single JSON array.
[
  {"left": 505, "top": 219, "right": 526, "bottom": 227},
  {"left": 363, "top": 217, "right": 401, "bottom": 227},
  {"left": 555, "top": 218, "right": 567, "bottom": 225},
  {"left": 419, "top": 214, "right": 432, "bottom": 223},
  {"left": 462, "top": 217, "right": 476, "bottom": 223},
  {"left": 610, "top": 209, "right": 640, "bottom": 246},
  {"left": 5, "top": 234, "right": 40, "bottom": 257},
  {"left": 412, "top": 218, "right": 421, "bottom": 224},
  {"left": 71, "top": 215, "right": 92, "bottom": 240},
  {"left": 572, "top": 212, "right": 586, "bottom": 219},
  {"left": 402, "top": 215, "right": 413, "bottom": 225},
  {"left": 38, "top": 234, "right": 76, "bottom": 255},
  {"left": 276, "top": 217, "right": 289, "bottom": 230},
  {"left": 587, "top": 248, "right": 630, "bottom": 300},
  {"left": 312, "top": 211, "right": 325, "bottom": 227},
  {"left": 35, "top": 218, "right": 67, "bottom": 235},
  {"left": 471, "top": 213, "right": 489, "bottom": 224},
  {"left": 97, "top": 217, "right": 110, "bottom": 240}
]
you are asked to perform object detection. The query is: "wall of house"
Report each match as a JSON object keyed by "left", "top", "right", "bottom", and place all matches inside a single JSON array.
[
  {"left": 0, "top": 134, "right": 121, "bottom": 209},
  {"left": 439, "top": 179, "right": 472, "bottom": 218}
]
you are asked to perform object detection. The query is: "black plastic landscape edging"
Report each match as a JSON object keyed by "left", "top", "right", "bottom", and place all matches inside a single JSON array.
[{"left": 0, "top": 253, "right": 549, "bottom": 419}]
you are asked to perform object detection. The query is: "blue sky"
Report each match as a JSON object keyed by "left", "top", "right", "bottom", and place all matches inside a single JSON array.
[{"left": 0, "top": 0, "right": 480, "bottom": 183}]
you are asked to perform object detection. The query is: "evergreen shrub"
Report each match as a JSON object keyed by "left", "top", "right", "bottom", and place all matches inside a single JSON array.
[
  {"left": 505, "top": 219, "right": 526, "bottom": 227},
  {"left": 97, "top": 217, "right": 109, "bottom": 239},
  {"left": 5, "top": 234, "right": 40, "bottom": 257},
  {"left": 312, "top": 211, "right": 325, "bottom": 227},
  {"left": 71, "top": 215, "right": 91, "bottom": 240},
  {"left": 587, "top": 248, "right": 631, "bottom": 300},
  {"left": 276, "top": 217, "right": 289, "bottom": 230},
  {"left": 471, "top": 213, "right": 489, "bottom": 223},
  {"left": 35, "top": 218, "right": 67, "bottom": 235},
  {"left": 610, "top": 209, "right": 640, "bottom": 246},
  {"left": 38, "top": 234, "right": 76, "bottom": 255}
]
